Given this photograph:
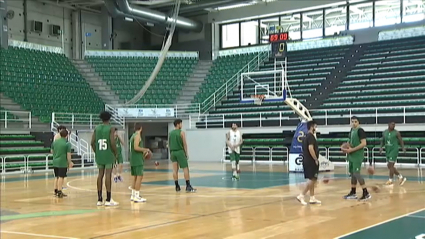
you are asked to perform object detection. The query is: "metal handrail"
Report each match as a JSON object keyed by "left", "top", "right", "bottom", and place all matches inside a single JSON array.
[
  {"left": 420, "top": 148, "right": 425, "bottom": 167},
  {"left": 189, "top": 105, "right": 425, "bottom": 129},
  {"left": 200, "top": 51, "right": 269, "bottom": 113},
  {"left": 0, "top": 110, "right": 32, "bottom": 129}
]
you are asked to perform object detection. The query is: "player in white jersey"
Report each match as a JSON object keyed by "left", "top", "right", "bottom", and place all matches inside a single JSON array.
[{"left": 226, "top": 123, "right": 243, "bottom": 180}]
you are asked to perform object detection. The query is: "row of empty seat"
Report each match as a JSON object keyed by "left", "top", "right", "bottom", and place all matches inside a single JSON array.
[
  {"left": 209, "top": 46, "right": 350, "bottom": 116},
  {"left": 87, "top": 56, "right": 197, "bottom": 105},
  {"left": 0, "top": 47, "right": 104, "bottom": 123},
  {"left": 323, "top": 37, "right": 425, "bottom": 109}
]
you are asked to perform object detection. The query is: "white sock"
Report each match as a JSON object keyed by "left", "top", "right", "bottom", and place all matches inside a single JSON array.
[
  {"left": 131, "top": 190, "right": 135, "bottom": 197},
  {"left": 310, "top": 196, "right": 315, "bottom": 200},
  {"left": 389, "top": 178, "right": 392, "bottom": 182},
  {"left": 398, "top": 174, "right": 403, "bottom": 178},
  {"left": 236, "top": 163, "right": 240, "bottom": 171},
  {"left": 233, "top": 171, "right": 237, "bottom": 176},
  {"left": 135, "top": 191, "right": 140, "bottom": 198}
]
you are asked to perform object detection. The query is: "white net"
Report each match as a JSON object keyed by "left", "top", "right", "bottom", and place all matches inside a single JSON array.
[{"left": 241, "top": 69, "right": 285, "bottom": 102}]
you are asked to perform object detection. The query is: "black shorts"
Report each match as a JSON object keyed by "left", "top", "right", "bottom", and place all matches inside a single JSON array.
[
  {"left": 53, "top": 167, "right": 68, "bottom": 178},
  {"left": 303, "top": 163, "right": 319, "bottom": 180}
]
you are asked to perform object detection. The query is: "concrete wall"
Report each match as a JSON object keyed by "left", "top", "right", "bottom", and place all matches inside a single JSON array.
[
  {"left": 8, "top": 0, "right": 73, "bottom": 56},
  {"left": 7, "top": 1, "right": 145, "bottom": 57}
]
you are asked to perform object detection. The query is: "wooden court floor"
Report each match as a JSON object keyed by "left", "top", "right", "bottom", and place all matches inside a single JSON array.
[{"left": 1, "top": 161, "right": 424, "bottom": 239}]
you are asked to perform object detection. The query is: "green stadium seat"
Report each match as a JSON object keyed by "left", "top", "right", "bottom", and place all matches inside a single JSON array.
[
  {"left": 86, "top": 56, "right": 197, "bottom": 104},
  {"left": 0, "top": 47, "right": 104, "bottom": 122}
]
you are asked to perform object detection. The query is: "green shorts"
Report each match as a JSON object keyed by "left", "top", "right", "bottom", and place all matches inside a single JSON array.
[
  {"left": 348, "top": 160, "right": 362, "bottom": 173},
  {"left": 386, "top": 149, "right": 398, "bottom": 163},
  {"left": 97, "top": 164, "right": 113, "bottom": 169},
  {"left": 131, "top": 165, "right": 144, "bottom": 176},
  {"left": 116, "top": 154, "right": 123, "bottom": 164},
  {"left": 229, "top": 152, "right": 240, "bottom": 162},
  {"left": 170, "top": 150, "right": 188, "bottom": 169}
]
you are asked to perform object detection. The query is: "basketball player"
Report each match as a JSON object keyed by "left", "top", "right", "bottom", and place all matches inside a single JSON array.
[
  {"left": 51, "top": 129, "right": 73, "bottom": 198},
  {"left": 226, "top": 123, "right": 243, "bottom": 180},
  {"left": 113, "top": 128, "right": 125, "bottom": 183},
  {"left": 379, "top": 122, "right": 407, "bottom": 186},
  {"left": 169, "top": 119, "right": 196, "bottom": 192},
  {"left": 54, "top": 126, "right": 66, "bottom": 141},
  {"left": 129, "top": 123, "right": 151, "bottom": 202},
  {"left": 54, "top": 125, "right": 69, "bottom": 189},
  {"left": 297, "top": 120, "right": 321, "bottom": 205},
  {"left": 342, "top": 116, "right": 371, "bottom": 201},
  {"left": 91, "top": 111, "right": 119, "bottom": 206}
]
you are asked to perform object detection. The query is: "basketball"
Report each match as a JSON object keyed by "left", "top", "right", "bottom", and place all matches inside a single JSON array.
[
  {"left": 144, "top": 151, "right": 152, "bottom": 160},
  {"left": 322, "top": 176, "right": 330, "bottom": 184},
  {"left": 154, "top": 161, "right": 159, "bottom": 166},
  {"left": 341, "top": 142, "right": 350, "bottom": 150},
  {"left": 367, "top": 166, "right": 375, "bottom": 175}
]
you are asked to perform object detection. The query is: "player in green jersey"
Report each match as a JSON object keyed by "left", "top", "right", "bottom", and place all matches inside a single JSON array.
[
  {"left": 379, "top": 122, "right": 407, "bottom": 186},
  {"left": 91, "top": 111, "right": 118, "bottom": 207},
  {"left": 113, "top": 128, "right": 125, "bottom": 183},
  {"left": 169, "top": 119, "right": 196, "bottom": 192},
  {"left": 129, "top": 123, "right": 151, "bottom": 203},
  {"left": 51, "top": 129, "right": 73, "bottom": 198},
  {"left": 342, "top": 116, "right": 371, "bottom": 201}
]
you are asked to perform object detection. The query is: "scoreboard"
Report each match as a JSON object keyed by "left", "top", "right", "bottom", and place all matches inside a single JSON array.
[{"left": 270, "top": 32, "right": 288, "bottom": 59}]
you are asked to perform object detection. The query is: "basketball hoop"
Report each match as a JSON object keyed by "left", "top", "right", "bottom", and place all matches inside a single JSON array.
[{"left": 251, "top": 94, "right": 265, "bottom": 105}]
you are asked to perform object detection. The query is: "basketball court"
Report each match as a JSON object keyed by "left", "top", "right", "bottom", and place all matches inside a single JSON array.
[{"left": 1, "top": 161, "right": 424, "bottom": 239}]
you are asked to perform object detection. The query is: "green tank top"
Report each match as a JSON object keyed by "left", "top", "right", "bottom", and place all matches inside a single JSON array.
[
  {"left": 52, "top": 138, "right": 71, "bottom": 168},
  {"left": 115, "top": 136, "right": 122, "bottom": 156},
  {"left": 383, "top": 129, "right": 399, "bottom": 150},
  {"left": 348, "top": 127, "right": 364, "bottom": 162},
  {"left": 130, "top": 132, "right": 144, "bottom": 166},
  {"left": 94, "top": 124, "right": 114, "bottom": 164},
  {"left": 169, "top": 129, "right": 184, "bottom": 151}
]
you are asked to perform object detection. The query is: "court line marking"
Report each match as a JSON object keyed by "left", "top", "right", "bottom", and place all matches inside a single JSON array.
[
  {"left": 1, "top": 230, "right": 79, "bottom": 239},
  {"left": 335, "top": 208, "right": 425, "bottom": 239},
  {"left": 406, "top": 215, "right": 425, "bottom": 219},
  {"left": 67, "top": 178, "right": 425, "bottom": 198}
]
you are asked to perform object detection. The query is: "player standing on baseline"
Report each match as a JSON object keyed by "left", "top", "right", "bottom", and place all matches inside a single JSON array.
[
  {"left": 226, "top": 123, "right": 243, "bottom": 180},
  {"left": 379, "top": 122, "right": 407, "bottom": 186},
  {"left": 297, "top": 120, "right": 321, "bottom": 205},
  {"left": 342, "top": 116, "right": 371, "bottom": 201},
  {"left": 91, "top": 111, "right": 119, "bottom": 206},
  {"left": 169, "top": 119, "right": 196, "bottom": 192},
  {"left": 113, "top": 128, "right": 125, "bottom": 183},
  {"left": 129, "top": 123, "right": 151, "bottom": 203},
  {"left": 52, "top": 129, "right": 73, "bottom": 198}
]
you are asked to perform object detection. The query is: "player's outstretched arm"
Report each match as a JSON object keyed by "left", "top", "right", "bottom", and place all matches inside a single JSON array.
[
  {"left": 181, "top": 131, "right": 188, "bottom": 159},
  {"left": 225, "top": 132, "right": 232, "bottom": 148},
  {"left": 397, "top": 131, "right": 406, "bottom": 152},
  {"left": 110, "top": 128, "right": 118, "bottom": 156},
  {"left": 118, "top": 136, "right": 125, "bottom": 148},
  {"left": 90, "top": 131, "right": 96, "bottom": 152}
]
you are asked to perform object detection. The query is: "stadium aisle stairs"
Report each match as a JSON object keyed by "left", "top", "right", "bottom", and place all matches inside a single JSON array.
[
  {"left": 86, "top": 56, "right": 198, "bottom": 105},
  {"left": 0, "top": 47, "right": 105, "bottom": 123}
]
